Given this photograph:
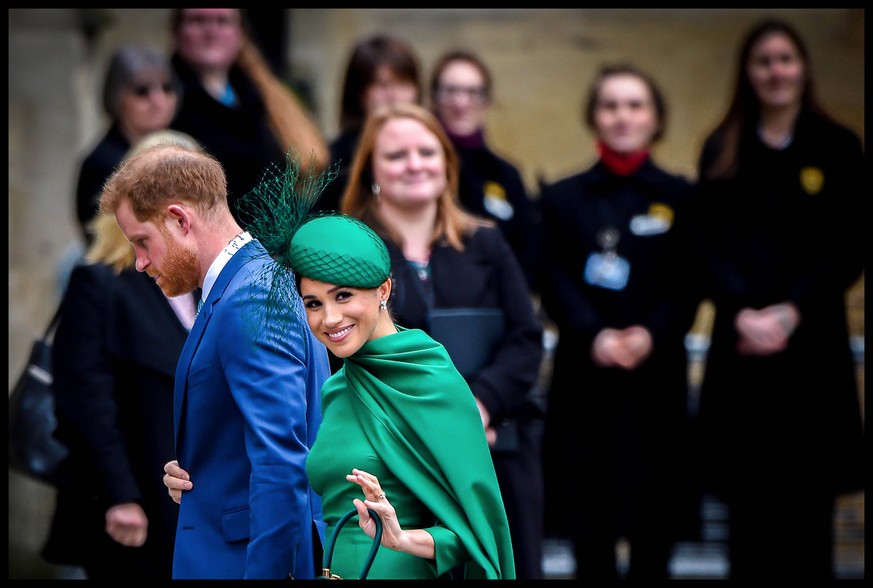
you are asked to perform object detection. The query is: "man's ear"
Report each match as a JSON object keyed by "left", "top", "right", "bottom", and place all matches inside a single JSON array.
[{"left": 166, "top": 204, "right": 192, "bottom": 235}]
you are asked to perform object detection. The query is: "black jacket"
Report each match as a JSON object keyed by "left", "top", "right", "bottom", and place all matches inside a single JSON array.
[
  {"left": 43, "top": 264, "right": 190, "bottom": 579},
  {"left": 454, "top": 142, "right": 540, "bottom": 292},
  {"left": 74, "top": 124, "right": 130, "bottom": 243},
  {"left": 694, "top": 110, "right": 865, "bottom": 496},
  {"left": 538, "top": 159, "right": 700, "bottom": 539},
  {"left": 314, "top": 128, "right": 361, "bottom": 213},
  {"left": 385, "top": 225, "right": 543, "bottom": 422}
]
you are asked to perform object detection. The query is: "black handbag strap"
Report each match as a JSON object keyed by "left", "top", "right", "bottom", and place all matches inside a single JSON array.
[
  {"left": 42, "top": 303, "right": 63, "bottom": 341},
  {"left": 320, "top": 508, "right": 383, "bottom": 580}
]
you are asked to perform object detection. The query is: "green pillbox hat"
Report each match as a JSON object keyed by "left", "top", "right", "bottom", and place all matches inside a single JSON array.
[{"left": 287, "top": 214, "right": 391, "bottom": 288}]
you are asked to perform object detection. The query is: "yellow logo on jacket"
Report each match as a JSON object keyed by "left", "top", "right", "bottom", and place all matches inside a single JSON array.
[
  {"left": 484, "top": 181, "right": 514, "bottom": 220},
  {"left": 630, "top": 202, "right": 674, "bottom": 236},
  {"left": 648, "top": 202, "right": 674, "bottom": 227},
  {"left": 800, "top": 166, "right": 824, "bottom": 195}
]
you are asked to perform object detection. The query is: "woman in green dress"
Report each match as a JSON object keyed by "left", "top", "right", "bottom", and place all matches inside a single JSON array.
[{"left": 288, "top": 213, "right": 514, "bottom": 579}]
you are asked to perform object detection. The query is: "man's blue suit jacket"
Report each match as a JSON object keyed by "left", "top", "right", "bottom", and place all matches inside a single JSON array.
[{"left": 171, "top": 240, "right": 330, "bottom": 579}]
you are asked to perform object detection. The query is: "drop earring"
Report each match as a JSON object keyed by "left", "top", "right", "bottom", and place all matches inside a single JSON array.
[
  {"left": 379, "top": 299, "right": 387, "bottom": 311},
  {"left": 372, "top": 183, "right": 381, "bottom": 196}
]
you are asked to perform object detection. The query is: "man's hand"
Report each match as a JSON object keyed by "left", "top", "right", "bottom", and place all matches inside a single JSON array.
[
  {"left": 163, "top": 459, "right": 193, "bottom": 504},
  {"left": 105, "top": 502, "right": 148, "bottom": 547}
]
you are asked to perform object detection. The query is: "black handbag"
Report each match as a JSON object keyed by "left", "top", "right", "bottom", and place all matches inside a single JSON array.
[
  {"left": 8, "top": 305, "right": 70, "bottom": 486},
  {"left": 319, "top": 508, "right": 383, "bottom": 580}
]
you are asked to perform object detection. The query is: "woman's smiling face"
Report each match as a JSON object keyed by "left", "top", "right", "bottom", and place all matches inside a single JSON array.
[
  {"left": 371, "top": 116, "right": 448, "bottom": 211},
  {"left": 747, "top": 30, "right": 806, "bottom": 111},
  {"left": 591, "top": 73, "right": 660, "bottom": 154},
  {"left": 300, "top": 277, "right": 392, "bottom": 358}
]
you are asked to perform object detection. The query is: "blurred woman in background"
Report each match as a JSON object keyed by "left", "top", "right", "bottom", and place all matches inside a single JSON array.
[
  {"left": 75, "top": 43, "right": 180, "bottom": 244},
  {"left": 693, "top": 19, "right": 865, "bottom": 581},
  {"left": 169, "top": 7, "right": 328, "bottom": 226},
  {"left": 43, "top": 130, "right": 203, "bottom": 580},
  {"left": 538, "top": 64, "right": 700, "bottom": 580},
  {"left": 429, "top": 49, "right": 539, "bottom": 292},
  {"left": 315, "top": 33, "right": 422, "bottom": 213}
]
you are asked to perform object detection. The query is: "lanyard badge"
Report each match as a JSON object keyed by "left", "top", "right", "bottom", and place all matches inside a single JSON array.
[{"left": 584, "top": 226, "right": 630, "bottom": 290}]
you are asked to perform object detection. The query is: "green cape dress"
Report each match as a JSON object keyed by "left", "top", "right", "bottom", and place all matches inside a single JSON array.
[{"left": 307, "top": 327, "right": 515, "bottom": 579}]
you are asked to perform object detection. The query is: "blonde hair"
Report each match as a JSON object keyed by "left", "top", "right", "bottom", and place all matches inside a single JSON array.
[
  {"left": 125, "top": 129, "right": 201, "bottom": 160},
  {"left": 84, "top": 212, "right": 135, "bottom": 273}
]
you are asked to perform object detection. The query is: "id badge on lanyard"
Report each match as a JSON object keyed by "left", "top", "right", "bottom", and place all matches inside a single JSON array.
[{"left": 584, "top": 226, "right": 630, "bottom": 291}]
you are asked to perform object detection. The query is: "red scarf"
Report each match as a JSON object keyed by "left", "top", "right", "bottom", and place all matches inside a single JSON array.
[{"left": 597, "top": 141, "right": 650, "bottom": 176}]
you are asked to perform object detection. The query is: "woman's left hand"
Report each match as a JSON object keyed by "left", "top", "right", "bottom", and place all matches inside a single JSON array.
[
  {"left": 347, "top": 468, "right": 401, "bottom": 547},
  {"left": 346, "top": 468, "right": 436, "bottom": 559}
]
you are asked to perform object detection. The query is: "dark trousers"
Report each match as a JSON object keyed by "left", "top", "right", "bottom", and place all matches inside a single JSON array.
[
  {"left": 492, "top": 418, "right": 545, "bottom": 579},
  {"left": 572, "top": 483, "right": 675, "bottom": 581},
  {"left": 727, "top": 488, "right": 835, "bottom": 580}
]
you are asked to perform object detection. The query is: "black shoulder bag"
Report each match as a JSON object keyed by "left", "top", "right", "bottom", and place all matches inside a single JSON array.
[{"left": 8, "top": 305, "right": 70, "bottom": 486}]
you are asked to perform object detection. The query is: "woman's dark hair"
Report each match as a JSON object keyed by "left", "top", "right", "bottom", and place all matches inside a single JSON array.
[
  {"left": 703, "top": 19, "right": 829, "bottom": 179},
  {"left": 338, "top": 34, "right": 422, "bottom": 133},
  {"left": 583, "top": 63, "right": 667, "bottom": 143}
]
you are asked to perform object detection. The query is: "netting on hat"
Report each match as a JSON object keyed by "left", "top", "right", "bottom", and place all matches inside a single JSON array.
[
  {"left": 234, "top": 150, "right": 339, "bottom": 341},
  {"left": 287, "top": 214, "right": 390, "bottom": 289},
  {"left": 238, "top": 151, "right": 337, "bottom": 267},
  {"left": 289, "top": 247, "right": 388, "bottom": 289}
]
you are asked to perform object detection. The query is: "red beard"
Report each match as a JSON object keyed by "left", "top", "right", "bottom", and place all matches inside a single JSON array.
[{"left": 156, "top": 229, "right": 200, "bottom": 297}]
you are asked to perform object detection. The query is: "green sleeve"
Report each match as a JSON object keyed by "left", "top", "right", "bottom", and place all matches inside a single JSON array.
[{"left": 426, "top": 525, "right": 470, "bottom": 577}]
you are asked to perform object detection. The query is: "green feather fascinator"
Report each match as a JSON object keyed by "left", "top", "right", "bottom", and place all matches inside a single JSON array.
[
  {"left": 236, "top": 151, "right": 392, "bottom": 342},
  {"left": 235, "top": 151, "right": 338, "bottom": 337}
]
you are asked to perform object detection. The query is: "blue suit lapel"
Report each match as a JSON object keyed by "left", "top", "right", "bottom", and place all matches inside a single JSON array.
[{"left": 173, "top": 240, "right": 266, "bottom": 441}]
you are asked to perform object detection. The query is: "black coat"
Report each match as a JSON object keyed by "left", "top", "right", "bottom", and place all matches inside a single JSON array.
[
  {"left": 313, "top": 129, "right": 360, "bottom": 213},
  {"left": 42, "top": 264, "right": 191, "bottom": 579},
  {"left": 454, "top": 142, "right": 540, "bottom": 292},
  {"left": 74, "top": 124, "right": 130, "bottom": 243},
  {"left": 538, "top": 159, "right": 700, "bottom": 540},
  {"left": 385, "top": 226, "right": 543, "bottom": 421},
  {"left": 694, "top": 111, "right": 865, "bottom": 497}
]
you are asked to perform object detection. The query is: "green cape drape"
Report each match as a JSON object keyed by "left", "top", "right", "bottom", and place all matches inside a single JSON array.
[{"left": 331, "top": 326, "right": 515, "bottom": 579}]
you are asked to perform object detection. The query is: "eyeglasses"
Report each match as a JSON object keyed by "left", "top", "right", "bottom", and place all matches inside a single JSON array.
[
  {"left": 435, "top": 85, "right": 489, "bottom": 103},
  {"left": 131, "top": 82, "right": 175, "bottom": 98}
]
